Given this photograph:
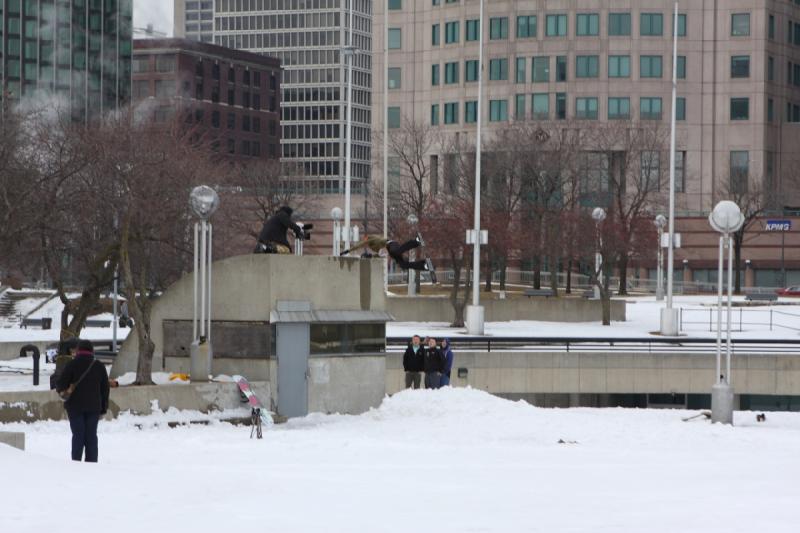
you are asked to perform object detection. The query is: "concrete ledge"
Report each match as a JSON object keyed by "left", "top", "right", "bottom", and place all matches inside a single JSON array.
[
  {"left": 0, "top": 431, "right": 25, "bottom": 451},
  {"left": 0, "top": 381, "right": 271, "bottom": 423}
]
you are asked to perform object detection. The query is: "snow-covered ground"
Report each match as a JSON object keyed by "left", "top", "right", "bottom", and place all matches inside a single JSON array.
[
  {"left": 1, "top": 387, "right": 798, "bottom": 532},
  {"left": 388, "top": 295, "right": 800, "bottom": 340}
]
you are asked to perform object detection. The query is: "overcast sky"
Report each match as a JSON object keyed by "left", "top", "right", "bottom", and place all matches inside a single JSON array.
[{"left": 133, "top": 0, "right": 174, "bottom": 37}]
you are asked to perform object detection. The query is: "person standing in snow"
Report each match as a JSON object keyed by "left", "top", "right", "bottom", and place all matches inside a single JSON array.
[
  {"left": 56, "top": 339, "right": 110, "bottom": 463},
  {"left": 423, "top": 336, "right": 445, "bottom": 389},
  {"left": 439, "top": 338, "right": 454, "bottom": 387},
  {"left": 402, "top": 335, "right": 424, "bottom": 389}
]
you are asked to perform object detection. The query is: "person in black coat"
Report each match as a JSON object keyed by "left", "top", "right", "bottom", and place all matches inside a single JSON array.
[
  {"left": 423, "top": 337, "right": 446, "bottom": 389},
  {"left": 256, "top": 206, "right": 304, "bottom": 253},
  {"left": 56, "top": 339, "right": 110, "bottom": 463},
  {"left": 402, "top": 335, "right": 424, "bottom": 389}
]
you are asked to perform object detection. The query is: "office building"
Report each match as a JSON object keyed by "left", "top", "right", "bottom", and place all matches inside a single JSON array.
[
  {"left": 174, "top": 0, "right": 214, "bottom": 43},
  {"left": 0, "top": 0, "right": 132, "bottom": 122}
]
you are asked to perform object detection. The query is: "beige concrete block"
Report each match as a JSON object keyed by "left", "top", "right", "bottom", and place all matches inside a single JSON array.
[
  {"left": 485, "top": 367, "right": 501, "bottom": 393},
  {"left": 742, "top": 369, "right": 777, "bottom": 395},
  {"left": 500, "top": 368, "right": 527, "bottom": 393},
  {"left": 776, "top": 371, "right": 800, "bottom": 395},
  {"left": 662, "top": 355, "right": 693, "bottom": 369},
  {"left": 662, "top": 369, "right": 692, "bottom": 392},
  {"left": 634, "top": 369, "right": 663, "bottom": 393},
  {"left": 689, "top": 369, "right": 718, "bottom": 393},
  {"left": 469, "top": 368, "right": 491, "bottom": 392},
  {"left": 745, "top": 356, "right": 776, "bottom": 370},
  {"left": 579, "top": 354, "right": 608, "bottom": 369},
  {"left": 606, "top": 368, "right": 636, "bottom": 393},
  {"left": 579, "top": 369, "right": 607, "bottom": 393},
  {"left": 606, "top": 354, "right": 635, "bottom": 369},
  {"left": 528, "top": 353, "right": 555, "bottom": 368},
  {"left": 501, "top": 353, "right": 530, "bottom": 369},
  {"left": 555, "top": 353, "right": 580, "bottom": 369},
  {"left": 633, "top": 354, "right": 661, "bottom": 370},
  {"left": 554, "top": 368, "right": 580, "bottom": 392},
  {"left": 776, "top": 357, "right": 800, "bottom": 371},
  {"left": 527, "top": 368, "right": 554, "bottom": 393}
]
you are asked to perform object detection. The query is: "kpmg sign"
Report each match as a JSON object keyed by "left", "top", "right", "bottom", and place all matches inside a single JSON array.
[{"left": 765, "top": 220, "right": 792, "bottom": 231}]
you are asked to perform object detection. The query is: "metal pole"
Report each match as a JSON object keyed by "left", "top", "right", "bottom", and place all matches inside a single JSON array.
[
  {"left": 199, "top": 221, "right": 207, "bottom": 338},
  {"left": 383, "top": 1, "right": 388, "bottom": 242},
  {"left": 193, "top": 222, "right": 199, "bottom": 341},
  {"left": 781, "top": 229, "right": 786, "bottom": 287},
  {"left": 343, "top": 0, "right": 355, "bottom": 252},
  {"left": 207, "top": 224, "right": 213, "bottom": 344},
  {"left": 716, "top": 236, "right": 723, "bottom": 383},
  {"left": 471, "top": 0, "right": 484, "bottom": 309},
  {"left": 726, "top": 235, "right": 734, "bottom": 383},
  {"left": 656, "top": 228, "right": 664, "bottom": 300},
  {"left": 112, "top": 268, "right": 118, "bottom": 352},
  {"left": 662, "top": 1, "right": 679, "bottom": 334}
]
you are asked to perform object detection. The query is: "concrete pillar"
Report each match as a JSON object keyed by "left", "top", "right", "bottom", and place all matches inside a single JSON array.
[
  {"left": 0, "top": 431, "right": 25, "bottom": 450},
  {"left": 682, "top": 260, "right": 692, "bottom": 283},
  {"left": 744, "top": 261, "right": 754, "bottom": 288}
]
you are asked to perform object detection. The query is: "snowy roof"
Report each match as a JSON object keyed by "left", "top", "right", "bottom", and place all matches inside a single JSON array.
[{"left": 269, "top": 309, "right": 394, "bottom": 324}]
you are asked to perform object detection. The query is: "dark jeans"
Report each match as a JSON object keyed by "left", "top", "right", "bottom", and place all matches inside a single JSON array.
[
  {"left": 67, "top": 409, "right": 100, "bottom": 462},
  {"left": 424, "top": 372, "right": 441, "bottom": 389},
  {"left": 405, "top": 371, "right": 422, "bottom": 389},
  {"left": 387, "top": 240, "right": 426, "bottom": 271}
]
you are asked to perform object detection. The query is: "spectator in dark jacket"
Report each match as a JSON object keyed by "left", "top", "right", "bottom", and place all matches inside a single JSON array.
[
  {"left": 402, "top": 335, "right": 424, "bottom": 389},
  {"left": 56, "top": 339, "right": 110, "bottom": 463},
  {"left": 439, "top": 338, "right": 454, "bottom": 387},
  {"left": 50, "top": 337, "right": 78, "bottom": 390},
  {"left": 256, "top": 206, "right": 304, "bottom": 253},
  {"left": 423, "top": 337, "right": 446, "bottom": 389}
]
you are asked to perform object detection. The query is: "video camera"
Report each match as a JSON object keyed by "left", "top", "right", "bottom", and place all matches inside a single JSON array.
[{"left": 301, "top": 223, "right": 313, "bottom": 240}]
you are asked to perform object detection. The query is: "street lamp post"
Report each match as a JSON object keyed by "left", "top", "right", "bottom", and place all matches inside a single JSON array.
[
  {"left": 709, "top": 200, "right": 745, "bottom": 425},
  {"left": 407, "top": 213, "right": 418, "bottom": 296},
  {"left": 465, "top": 0, "right": 486, "bottom": 335},
  {"left": 343, "top": 1, "right": 357, "bottom": 253},
  {"left": 661, "top": 1, "right": 680, "bottom": 336},
  {"left": 331, "top": 207, "right": 343, "bottom": 256},
  {"left": 189, "top": 186, "right": 220, "bottom": 383},
  {"left": 592, "top": 207, "right": 607, "bottom": 299},
  {"left": 655, "top": 214, "right": 667, "bottom": 301}
]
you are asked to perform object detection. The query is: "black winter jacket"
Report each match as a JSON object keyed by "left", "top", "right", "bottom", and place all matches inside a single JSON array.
[
  {"left": 402, "top": 344, "right": 424, "bottom": 372},
  {"left": 57, "top": 355, "right": 110, "bottom": 414},
  {"left": 423, "top": 346, "right": 446, "bottom": 373},
  {"left": 258, "top": 208, "right": 303, "bottom": 248}
]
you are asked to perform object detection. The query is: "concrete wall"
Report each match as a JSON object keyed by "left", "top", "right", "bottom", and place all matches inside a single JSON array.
[
  {"left": 386, "top": 350, "right": 800, "bottom": 398},
  {"left": 307, "top": 355, "right": 386, "bottom": 415},
  {"left": 0, "top": 431, "right": 25, "bottom": 450},
  {"left": 387, "top": 296, "right": 626, "bottom": 324},
  {"left": 0, "top": 381, "right": 270, "bottom": 423},
  {"left": 0, "top": 341, "right": 51, "bottom": 361}
]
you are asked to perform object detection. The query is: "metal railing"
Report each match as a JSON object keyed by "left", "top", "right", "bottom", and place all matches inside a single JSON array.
[
  {"left": 386, "top": 336, "right": 800, "bottom": 354},
  {"left": 679, "top": 307, "right": 800, "bottom": 333}
]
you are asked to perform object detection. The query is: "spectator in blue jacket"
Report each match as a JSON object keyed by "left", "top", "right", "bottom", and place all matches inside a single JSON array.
[{"left": 439, "top": 338, "right": 454, "bottom": 387}]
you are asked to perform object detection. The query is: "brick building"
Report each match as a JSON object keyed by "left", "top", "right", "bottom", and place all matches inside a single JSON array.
[{"left": 132, "top": 38, "right": 281, "bottom": 161}]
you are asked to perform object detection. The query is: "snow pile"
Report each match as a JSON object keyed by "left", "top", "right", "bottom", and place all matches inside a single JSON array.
[{"left": 2, "top": 388, "right": 797, "bottom": 532}]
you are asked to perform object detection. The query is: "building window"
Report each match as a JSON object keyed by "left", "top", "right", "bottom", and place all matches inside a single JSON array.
[
  {"left": 675, "top": 151, "right": 686, "bottom": 192},
  {"left": 608, "top": 97, "right": 631, "bottom": 119},
  {"left": 212, "top": 110, "right": 220, "bottom": 128},
  {"left": 533, "top": 56, "right": 549, "bottom": 82},
  {"left": 227, "top": 139, "right": 235, "bottom": 154},
  {"left": 389, "top": 0, "right": 402, "bottom": 10},
  {"left": 576, "top": 97, "right": 598, "bottom": 120},
  {"left": 388, "top": 67, "right": 401, "bottom": 89},
  {"left": 444, "top": 102, "right": 459, "bottom": 124},
  {"left": 466, "top": 19, "right": 480, "bottom": 41},
  {"left": 517, "top": 15, "right": 537, "bottom": 38},
  {"left": 640, "top": 56, "right": 663, "bottom": 78},
  {"left": 388, "top": 28, "right": 402, "bottom": 49},
  {"left": 490, "top": 17, "right": 508, "bottom": 40},
  {"left": 465, "top": 60, "right": 479, "bottom": 82},
  {"left": 730, "top": 97, "right": 749, "bottom": 120},
  {"left": 445, "top": 21, "right": 460, "bottom": 44},
  {"left": 674, "top": 14, "right": 687, "bottom": 37},
  {"left": 532, "top": 93, "right": 549, "bottom": 119},
  {"left": 155, "top": 80, "right": 173, "bottom": 98},
  {"left": 465, "top": 100, "right": 478, "bottom": 123},
  {"left": 731, "top": 13, "right": 750, "bottom": 36},
  {"left": 730, "top": 151, "right": 749, "bottom": 193},
  {"left": 242, "top": 115, "right": 251, "bottom": 132},
  {"left": 576, "top": 55, "right": 599, "bottom": 78},
  {"left": 576, "top": 14, "right": 599, "bottom": 36},
  {"left": 676, "top": 97, "right": 686, "bottom": 121},
  {"left": 556, "top": 56, "right": 567, "bottom": 81},
  {"left": 769, "top": 14, "right": 775, "bottom": 40},
  {"left": 640, "top": 97, "right": 662, "bottom": 120},
  {"left": 546, "top": 15, "right": 567, "bottom": 37},
  {"left": 228, "top": 89, "right": 235, "bottom": 106},
  {"left": 608, "top": 55, "right": 630, "bottom": 78},
  {"left": 515, "top": 57, "right": 526, "bottom": 83},
  {"left": 768, "top": 98, "right": 774, "bottom": 122},
  {"left": 674, "top": 56, "right": 686, "bottom": 79},
  {"left": 556, "top": 93, "right": 567, "bottom": 119},
  {"left": 768, "top": 56, "right": 775, "bottom": 81},
  {"left": 489, "top": 58, "right": 508, "bottom": 81},
  {"left": 431, "top": 24, "right": 440, "bottom": 46},
  {"left": 731, "top": 56, "right": 750, "bottom": 78},
  {"left": 132, "top": 58, "right": 150, "bottom": 73},
  {"left": 515, "top": 94, "right": 526, "bottom": 120},
  {"left": 227, "top": 112, "right": 235, "bottom": 129},
  {"left": 388, "top": 106, "right": 401, "bottom": 128},
  {"left": 431, "top": 64, "right": 440, "bottom": 86},
  {"left": 445, "top": 62, "right": 459, "bottom": 84},
  {"left": 431, "top": 104, "right": 440, "bottom": 125},
  {"left": 640, "top": 151, "right": 661, "bottom": 192},
  {"left": 640, "top": 13, "right": 663, "bottom": 36},
  {"left": 156, "top": 55, "right": 176, "bottom": 72},
  {"left": 489, "top": 99, "right": 508, "bottom": 121},
  {"left": 608, "top": 13, "right": 631, "bottom": 36}
]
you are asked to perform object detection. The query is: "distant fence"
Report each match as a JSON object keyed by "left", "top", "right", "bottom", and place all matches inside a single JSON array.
[{"left": 679, "top": 307, "right": 800, "bottom": 333}]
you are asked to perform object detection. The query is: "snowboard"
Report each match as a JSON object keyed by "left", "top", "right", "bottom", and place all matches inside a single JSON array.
[
  {"left": 416, "top": 232, "right": 438, "bottom": 284},
  {"left": 234, "top": 375, "right": 274, "bottom": 438}
]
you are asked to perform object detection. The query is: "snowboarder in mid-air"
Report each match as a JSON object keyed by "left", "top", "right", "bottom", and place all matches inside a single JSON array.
[{"left": 342, "top": 234, "right": 437, "bottom": 282}]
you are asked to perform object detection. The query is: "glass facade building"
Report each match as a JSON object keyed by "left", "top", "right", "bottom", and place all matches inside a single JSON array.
[
  {"left": 174, "top": 0, "right": 214, "bottom": 43},
  {"left": 0, "top": 0, "right": 132, "bottom": 122},
  {"left": 214, "top": 0, "right": 372, "bottom": 196}
]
